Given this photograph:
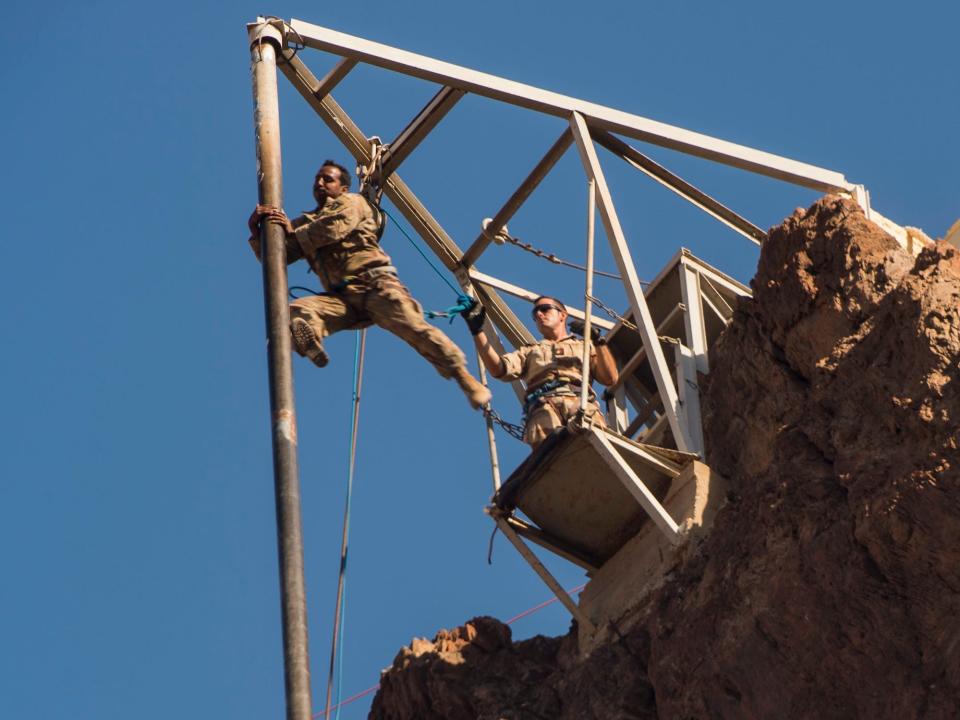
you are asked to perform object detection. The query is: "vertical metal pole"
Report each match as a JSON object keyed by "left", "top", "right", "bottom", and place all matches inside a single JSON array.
[
  {"left": 248, "top": 20, "right": 313, "bottom": 720},
  {"left": 475, "top": 348, "right": 503, "bottom": 493},
  {"left": 579, "top": 179, "right": 596, "bottom": 414}
]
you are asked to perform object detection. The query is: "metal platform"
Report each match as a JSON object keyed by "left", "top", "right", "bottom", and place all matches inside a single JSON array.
[
  {"left": 244, "top": 16, "right": 865, "bottom": 656},
  {"left": 603, "top": 248, "right": 751, "bottom": 451},
  {"left": 494, "top": 427, "right": 695, "bottom": 568}
]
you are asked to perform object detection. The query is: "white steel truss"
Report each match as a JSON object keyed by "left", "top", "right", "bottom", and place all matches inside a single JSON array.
[
  {"left": 247, "top": 15, "right": 866, "bottom": 631},
  {"left": 250, "top": 14, "right": 867, "bottom": 454}
]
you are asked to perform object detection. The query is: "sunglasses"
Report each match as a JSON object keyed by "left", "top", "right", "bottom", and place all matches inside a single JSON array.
[{"left": 531, "top": 303, "right": 563, "bottom": 318}]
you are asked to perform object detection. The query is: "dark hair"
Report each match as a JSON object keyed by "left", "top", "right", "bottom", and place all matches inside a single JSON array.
[
  {"left": 319, "top": 159, "right": 351, "bottom": 188},
  {"left": 532, "top": 295, "right": 567, "bottom": 313}
]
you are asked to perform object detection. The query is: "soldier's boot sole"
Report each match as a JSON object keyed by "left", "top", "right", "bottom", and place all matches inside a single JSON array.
[
  {"left": 454, "top": 368, "right": 492, "bottom": 410},
  {"left": 290, "top": 318, "right": 329, "bottom": 368}
]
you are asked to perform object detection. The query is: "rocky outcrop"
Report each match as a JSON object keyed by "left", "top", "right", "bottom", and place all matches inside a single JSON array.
[{"left": 371, "top": 197, "right": 960, "bottom": 719}]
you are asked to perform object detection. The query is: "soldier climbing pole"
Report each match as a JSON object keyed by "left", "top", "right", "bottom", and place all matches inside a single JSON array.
[{"left": 248, "top": 19, "right": 313, "bottom": 720}]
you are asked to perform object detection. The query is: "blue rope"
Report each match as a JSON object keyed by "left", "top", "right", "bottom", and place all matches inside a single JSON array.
[
  {"left": 380, "top": 206, "right": 461, "bottom": 295},
  {"left": 426, "top": 294, "right": 474, "bottom": 324},
  {"left": 331, "top": 331, "right": 365, "bottom": 720}
]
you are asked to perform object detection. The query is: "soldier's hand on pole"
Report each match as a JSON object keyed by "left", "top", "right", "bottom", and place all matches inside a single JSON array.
[
  {"left": 462, "top": 297, "right": 487, "bottom": 335},
  {"left": 261, "top": 206, "right": 295, "bottom": 235}
]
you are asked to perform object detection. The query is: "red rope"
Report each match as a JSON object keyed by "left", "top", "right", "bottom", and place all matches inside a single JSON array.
[
  {"left": 313, "top": 683, "right": 380, "bottom": 718},
  {"left": 504, "top": 583, "right": 586, "bottom": 624},
  {"left": 312, "top": 583, "right": 586, "bottom": 716}
]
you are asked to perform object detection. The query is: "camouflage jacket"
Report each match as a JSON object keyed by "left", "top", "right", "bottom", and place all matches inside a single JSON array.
[
  {"left": 285, "top": 193, "right": 391, "bottom": 290},
  {"left": 500, "top": 335, "right": 597, "bottom": 391}
]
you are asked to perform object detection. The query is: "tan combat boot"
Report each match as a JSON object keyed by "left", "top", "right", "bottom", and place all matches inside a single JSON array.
[
  {"left": 290, "top": 318, "right": 329, "bottom": 368},
  {"left": 453, "top": 367, "right": 492, "bottom": 410}
]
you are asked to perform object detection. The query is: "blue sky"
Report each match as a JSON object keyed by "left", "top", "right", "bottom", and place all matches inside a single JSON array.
[{"left": 2, "top": 2, "right": 956, "bottom": 718}]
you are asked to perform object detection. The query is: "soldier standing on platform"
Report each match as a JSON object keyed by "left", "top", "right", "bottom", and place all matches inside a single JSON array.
[{"left": 465, "top": 295, "right": 618, "bottom": 447}]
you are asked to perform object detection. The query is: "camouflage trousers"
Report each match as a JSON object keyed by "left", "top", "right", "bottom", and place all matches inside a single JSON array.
[
  {"left": 524, "top": 393, "right": 606, "bottom": 448},
  {"left": 289, "top": 274, "right": 466, "bottom": 379}
]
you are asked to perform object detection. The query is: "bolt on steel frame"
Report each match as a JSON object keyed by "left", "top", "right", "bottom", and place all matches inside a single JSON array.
[{"left": 246, "top": 14, "right": 870, "bottom": 664}]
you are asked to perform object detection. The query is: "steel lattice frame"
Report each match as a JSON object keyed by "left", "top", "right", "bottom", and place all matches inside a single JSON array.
[
  {"left": 246, "top": 16, "right": 870, "bottom": 649},
  {"left": 248, "top": 15, "right": 868, "bottom": 458}
]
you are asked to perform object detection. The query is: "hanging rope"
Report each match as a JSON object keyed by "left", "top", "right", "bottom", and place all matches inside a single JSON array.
[
  {"left": 311, "top": 582, "right": 589, "bottom": 717},
  {"left": 289, "top": 285, "right": 323, "bottom": 299},
  {"left": 324, "top": 329, "right": 367, "bottom": 720},
  {"left": 381, "top": 206, "right": 461, "bottom": 295},
  {"left": 376, "top": 206, "right": 480, "bottom": 324}
]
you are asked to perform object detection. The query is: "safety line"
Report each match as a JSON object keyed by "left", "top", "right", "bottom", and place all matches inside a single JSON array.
[
  {"left": 380, "top": 206, "right": 461, "bottom": 295},
  {"left": 323, "top": 330, "right": 368, "bottom": 720},
  {"left": 504, "top": 582, "right": 587, "bottom": 624},
  {"left": 312, "top": 582, "right": 586, "bottom": 717}
]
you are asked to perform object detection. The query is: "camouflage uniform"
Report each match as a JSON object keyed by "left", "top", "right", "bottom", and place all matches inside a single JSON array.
[
  {"left": 500, "top": 335, "right": 607, "bottom": 448},
  {"left": 284, "top": 193, "right": 466, "bottom": 378}
]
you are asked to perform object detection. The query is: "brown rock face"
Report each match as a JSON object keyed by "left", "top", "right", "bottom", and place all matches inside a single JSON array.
[
  {"left": 371, "top": 196, "right": 960, "bottom": 719},
  {"left": 370, "top": 616, "right": 656, "bottom": 720}
]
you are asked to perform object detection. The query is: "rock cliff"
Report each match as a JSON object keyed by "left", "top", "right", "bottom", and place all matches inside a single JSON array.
[{"left": 370, "top": 197, "right": 960, "bottom": 720}]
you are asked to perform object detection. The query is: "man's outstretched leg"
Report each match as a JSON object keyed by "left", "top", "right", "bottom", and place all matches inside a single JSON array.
[
  {"left": 452, "top": 366, "right": 493, "bottom": 410},
  {"left": 362, "top": 276, "right": 491, "bottom": 409}
]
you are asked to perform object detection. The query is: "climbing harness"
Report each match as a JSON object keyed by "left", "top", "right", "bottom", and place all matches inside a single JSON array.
[
  {"left": 289, "top": 264, "right": 398, "bottom": 298},
  {"left": 329, "top": 265, "right": 397, "bottom": 293},
  {"left": 522, "top": 378, "right": 585, "bottom": 418}
]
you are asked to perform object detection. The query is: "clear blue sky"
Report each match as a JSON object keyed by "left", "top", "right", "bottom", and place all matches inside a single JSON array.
[{"left": 2, "top": 2, "right": 956, "bottom": 718}]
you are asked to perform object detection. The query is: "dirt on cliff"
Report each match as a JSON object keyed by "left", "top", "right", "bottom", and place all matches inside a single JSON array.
[{"left": 369, "top": 196, "right": 960, "bottom": 720}]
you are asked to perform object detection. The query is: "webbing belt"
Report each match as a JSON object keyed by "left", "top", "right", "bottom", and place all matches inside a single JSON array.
[
  {"left": 330, "top": 265, "right": 397, "bottom": 293},
  {"left": 522, "top": 379, "right": 587, "bottom": 419}
]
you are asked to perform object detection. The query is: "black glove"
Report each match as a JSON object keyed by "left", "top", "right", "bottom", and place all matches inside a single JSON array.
[
  {"left": 463, "top": 297, "right": 487, "bottom": 335},
  {"left": 568, "top": 318, "right": 606, "bottom": 346}
]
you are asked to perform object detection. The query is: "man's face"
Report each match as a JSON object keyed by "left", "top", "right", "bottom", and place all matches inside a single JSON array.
[
  {"left": 313, "top": 165, "right": 348, "bottom": 204},
  {"left": 531, "top": 300, "right": 567, "bottom": 336}
]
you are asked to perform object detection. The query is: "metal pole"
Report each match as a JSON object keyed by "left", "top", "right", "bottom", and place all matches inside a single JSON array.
[
  {"left": 475, "top": 347, "right": 503, "bottom": 493},
  {"left": 579, "top": 179, "right": 596, "bottom": 414},
  {"left": 248, "top": 19, "right": 313, "bottom": 720}
]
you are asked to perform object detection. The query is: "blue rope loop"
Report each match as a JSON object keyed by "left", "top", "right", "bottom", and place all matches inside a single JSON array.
[
  {"left": 426, "top": 294, "right": 474, "bottom": 323},
  {"left": 380, "top": 207, "right": 461, "bottom": 295},
  {"left": 379, "top": 206, "right": 477, "bottom": 324}
]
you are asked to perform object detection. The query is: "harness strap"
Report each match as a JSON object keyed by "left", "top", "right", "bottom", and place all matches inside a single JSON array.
[
  {"left": 329, "top": 265, "right": 397, "bottom": 293},
  {"left": 523, "top": 379, "right": 582, "bottom": 417}
]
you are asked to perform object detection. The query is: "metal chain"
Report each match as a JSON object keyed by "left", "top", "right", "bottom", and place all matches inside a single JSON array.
[
  {"left": 483, "top": 407, "right": 525, "bottom": 441},
  {"left": 490, "top": 228, "right": 624, "bottom": 281},
  {"left": 585, "top": 294, "right": 681, "bottom": 345}
]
